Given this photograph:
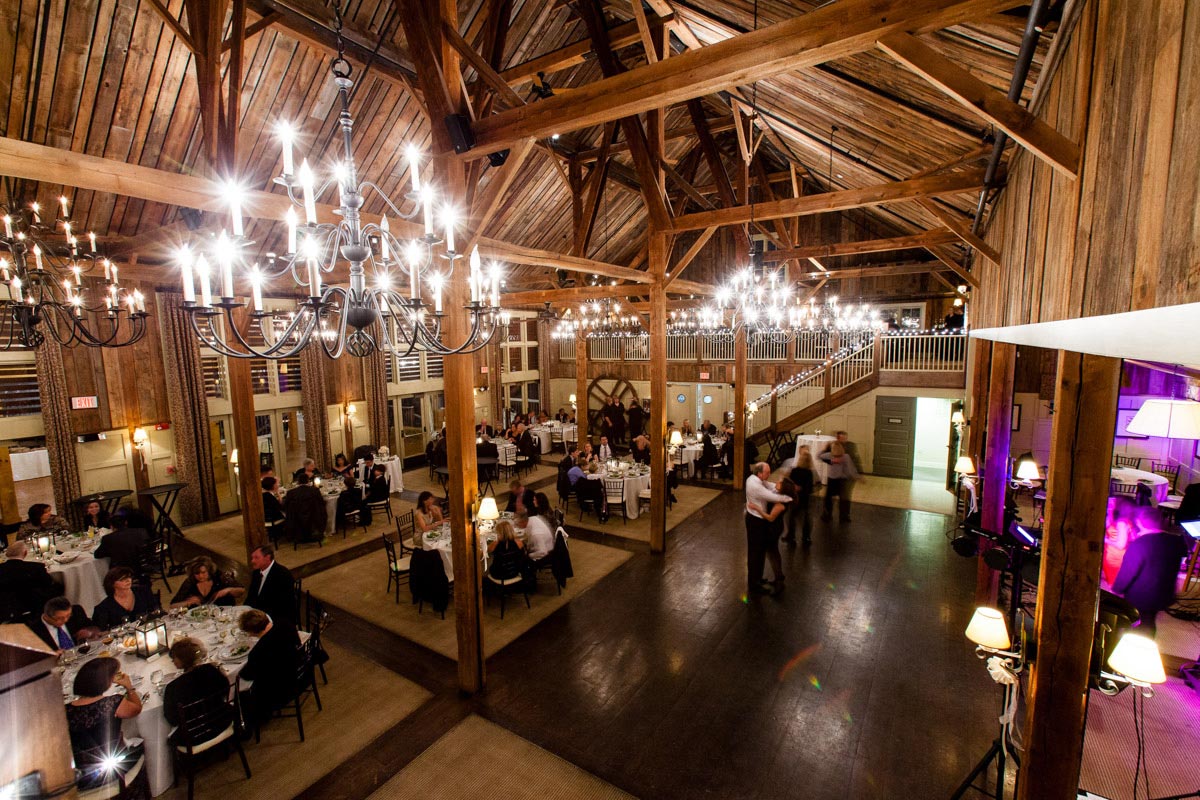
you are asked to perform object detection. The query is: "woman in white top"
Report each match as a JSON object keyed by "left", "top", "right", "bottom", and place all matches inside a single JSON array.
[
  {"left": 522, "top": 492, "right": 556, "bottom": 562},
  {"left": 415, "top": 491, "right": 444, "bottom": 533}
]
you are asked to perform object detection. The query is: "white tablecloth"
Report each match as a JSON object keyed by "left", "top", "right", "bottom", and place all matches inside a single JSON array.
[
  {"left": 323, "top": 490, "right": 341, "bottom": 535},
  {"left": 587, "top": 470, "right": 652, "bottom": 519},
  {"left": 679, "top": 444, "right": 703, "bottom": 477},
  {"left": 357, "top": 457, "right": 403, "bottom": 493},
  {"left": 1111, "top": 468, "right": 1170, "bottom": 505},
  {"left": 10, "top": 448, "right": 51, "bottom": 481},
  {"left": 529, "top": 428, "right": 555, "bottom": 454},
  {"left": 44, "top": 538, "right": 110, "bottom": 612},
  {"left": 422, "top": 521, "right": 517, "bottom": 581},
  {"left": 59, "top": 606, "right": 308, "bottom": 797},
  {"left": 794, "top": 435, "right": 836, "bottom": 484}
]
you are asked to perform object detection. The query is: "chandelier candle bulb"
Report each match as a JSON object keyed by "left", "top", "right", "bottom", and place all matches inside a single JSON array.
[
  {"left": 88, "top": 231, "right": 96, "bottom": 253},
  {"left": 307, "top": 252, "right": 321, "bottom": 298},
  {"left": 0, "top": 258, "right": 8, "bottom": 281},
  {"left": 72, "top": 264, "right": 81, "bottom": 285},
  {"left": 250, "top": 267, "right": 264, "bottom": 312},
  {"left": 469, "top": 247, "right": 481, "bottom": 302},
  {"left": 32, "top": 245, "right": 43, "bottom": 271},
  {"left": 442, "top": 207, "right": 456, "bottom": 253},
  {"left": 30, "top": 202, "right": 40, "bottom": 223},
  {"left": 180, "top": 251, "right": 195, "bottom": 303},
  {"left": 134, "top": 290, "right": 145, "bottom": 313},
  {"left": 406, "top": 145, "right": 421, "bottom": 193},
  {"left": 196, "top": 255, "right": 213, "bottom": 307},
  {"left": 229, "top": 187, "right": 244, "bottom": 237},
  {"left": 430, "top": 273, "right": 444, "bottom": 313},
  {"left": 421, "top": 187, "right": 434, "bottom": 236},
  {"left": 218, "top": 235, "right": 234, "bottom": 299},
  {"left": 299, "top": 160, "right": 317, "bottom": 224},
  {"left": 285, "top": 207, "right": 298, "bottom": 254},
  {"left": 102, "top": 258, "right": 112, "bottom": 283},
  {"left": 3, "top": 215, "right": 11, "bottom": 238},
  {"left": 380, "top": 215, "right": 390, "bottom": 261},
  {"left": 59, "top": 195, "right": 69, "bottom": 218},
  {"left": 278, "top": 122, "right": 295, "bottom": 176},
  {"left": 11, "top": 277, "right": 21, "bottom": 302}
]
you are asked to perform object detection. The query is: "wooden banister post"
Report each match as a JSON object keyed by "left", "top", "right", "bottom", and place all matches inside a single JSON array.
[{"left": 733, "top": 326, "right": 747, "bottom": 490}]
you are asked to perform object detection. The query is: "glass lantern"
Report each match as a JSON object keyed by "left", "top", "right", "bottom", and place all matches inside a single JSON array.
[{"left": 134, "top": 616, "right": 169, "bottom": 659}]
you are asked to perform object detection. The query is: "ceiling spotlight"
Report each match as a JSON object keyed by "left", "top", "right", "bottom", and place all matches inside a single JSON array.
[{"left": 551, "top": 133, "right": 560, "bottom": 141}]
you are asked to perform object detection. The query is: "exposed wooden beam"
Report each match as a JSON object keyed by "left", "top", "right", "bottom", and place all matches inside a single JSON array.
[
  {"left": 476, "top": 240, "right": 653, "bottom": 284},
  {"left": 798, "top": 261, "right": 949, "bottom": 280},
  {"left": 928, "top": 244, "right": 979, "bottom": 288},
  {"left": 574, "top": 116, "right": 737, "bottom": 162},
  {"left": 906, "top": 142, "right": 994, "bottom": 180},
  {"left": 462, "top": 138, "right": 536, "bottom": 254},
  {"left": 688, "top": 99, "right": 748, "bottom": 252},
  {"left": 913, "top": 198, "right": 1003, "bottom": 266},
  {"left": 761, "top": 229, "right": 958, "bottom": 262},
  {"left": 877, "top": 33, "right": 1080, "bottom": 178},
  {"left": 672, "top": 169, "right": 986, "bottom": 231},
  {"left": 441, "top": 20, "right": 525, "bottom": 109},
  {"left": 663, "top": 226, "right": 716, "bottom": 288},
  {"left": 398, "top": 0, "right": 457, "bottom": 152},
  {"left": 630, "top": 0, "right": 658, "bottom": 63},
  {"left": 666, "top": 277, "right": 715, "bottom": 296},
  {"left": 146, "top": 0, "right": 198, "bottom": 53},
  {"left": 223, "top": 11, "right": 282, "bottom": 50},
  {"left": 503, "top": 285, "right": 648, "bottom": 305},
  {"left": 497, "top": 18, "right": 665, "bottom": 87},
  {"left": 574, "top": 124, "right": 618, "bottom": 256},
  {"left": 450, "top": 0, "right": 1024, "bottom": 158}
]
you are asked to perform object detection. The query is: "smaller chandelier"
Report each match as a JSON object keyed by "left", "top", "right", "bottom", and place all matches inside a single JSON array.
[
  {"left": 0, "top": 198, "right": 148, "bottom": 350},
  {"left": 552, "top": 298, "right": 643, "bottom": 339},
  {"left": 704, "top": 269, "right": 884, "bottom": 340}
]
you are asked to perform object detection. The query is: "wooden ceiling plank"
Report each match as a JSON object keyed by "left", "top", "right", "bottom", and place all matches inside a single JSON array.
[
  {"left": 145, "top": 0, "right": 198, "bottom": 54},
  {"left": 497, "top": 17, "right": 666, "bottom": 87},
  {"left": 463, "top": 136, "right": 536, "bottom": 253},
  {"left": 761, "top": 228, "right": 958, "bottom": 262},
  {"left": 442, "top": 19, "right": 525, "bottom": 109},
  {"left": 673, "top": 168, "right": 986, "bottom": 231},
  {"left": 454, "top": 0, "right": 1025, "bottom": 157},
  {"left": 663, "top": 226, "right": 716, "bottom": 288},
  {"left": 877, "top": 33, "right": 1080, "bottom": 178}
]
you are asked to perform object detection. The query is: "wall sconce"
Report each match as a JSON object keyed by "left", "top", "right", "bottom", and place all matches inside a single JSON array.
[
  {"left": 345, "top": 402, "right": 358, "bottom": 419},
  {"left": 230, "top": 447, "right": 239, "bottom": 476},
  {"left": 951, "top": 409, "right": 966, "bottom": 426},
  {"left": 1097, "top": 632, "right": 1167, "bottom": 696},
  {"left": 954, "top": 456, "right": 976, "bottom": 475},
  {"left": 132, "top": 426, "right": 149, "bottom": 450}
]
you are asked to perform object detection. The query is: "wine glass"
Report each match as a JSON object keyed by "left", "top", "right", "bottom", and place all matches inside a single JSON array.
[{"left": 151, "top": 670, "right": 163, "bottom": 691}]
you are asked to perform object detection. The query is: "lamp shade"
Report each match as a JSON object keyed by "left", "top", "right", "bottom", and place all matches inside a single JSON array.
[
  {"left": 965, "top": 607, "right": 1011, "bottom": 650},
  {"left": 954, "top": 456, "right": 976, "bottom": 475},
  {"left": 951, "top": 410, "right": 966, "bottom": 425},
  {"left": 568, "top": 393, "right": 576, "bottom": 403},
  {"left": 132, "top": 426, "right": 149, "bottom": 447},
  {"left": 1126, "top": 399, "right": 1200, "bottom": 439},
  {"left": 1015, "top": 460, "right": 1041, "bottom": 481},
  {"left": 477, "top": 497, "right": 499, "bottom": 520},
  {"left": 1108, "top": 632, "right": 1166, "bottom": 684},
  {"left": 669, "top": 430, "right": 683, "bottom": 447}
]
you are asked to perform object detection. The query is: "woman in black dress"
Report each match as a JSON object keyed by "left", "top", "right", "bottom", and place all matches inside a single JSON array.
[
  {"left": 262, "top": 476, "right": 285, "bottom": 524},
  {"left": 170, "top": 556, "right": 244, "bottom": 608},
  {"left": 782, "top": 447, "right": 815, "bottom": 546},
  {"left": 162, "top": 637, "right": 232, "bottom": 737},
  {"left": 65, "top": 656, "right": 149, "bottom": 797},
  {"left": 82, "top": 499, "right": 111, "bottom": 529},
  {"left": 330, "top": 453, "right": 354, "bottom": 479},
  {"left": 92, "top": 567, "right": 161, "bottom": 629}
]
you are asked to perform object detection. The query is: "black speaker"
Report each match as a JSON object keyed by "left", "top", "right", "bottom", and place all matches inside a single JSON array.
[
  {"left": 444, "top": 114, "right": 475, "bottom": 154},
  {"left": 487, "top": 149, "right": 510, "bottom": 167}
]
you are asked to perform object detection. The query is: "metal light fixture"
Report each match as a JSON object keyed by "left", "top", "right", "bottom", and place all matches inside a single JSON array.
[
  {"left": 0, "top": 198, "right": 148, "bottom": 349},
  {"left": 1126, "top": 398, "right": 1200, "bottom": 439},
  {"left": 1097, "top": 632, "right": 1167, "bottom": 696},
  {"left": 134, "top": 616, "right": 169, "bottom": 659},
  {"left": 178, "top": 4, "right": 507, "bottom": 360},
  {"left": 703, "top": 271, "right": 885, "bottom": 340},
  {"left": 553, "top": 298, "right": 643, "bottom": 339}
]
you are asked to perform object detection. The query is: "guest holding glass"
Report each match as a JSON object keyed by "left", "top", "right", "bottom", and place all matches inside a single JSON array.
[
  {"left": 415, "top": 491, "right": 444, "bottom": 534},
  {"left": 65, "top": 656, "right": 149, "bottom": 798},
  {"left": 92, "top": 567, "right": 161, "bottom": 630},
  {"left": 170, "top": 556, "right": 244, "bottom": 608}
]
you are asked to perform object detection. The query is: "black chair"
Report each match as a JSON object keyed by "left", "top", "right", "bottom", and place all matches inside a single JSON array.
[
  {"left": 575, "top": 481, "right": 600, "bottom": 521},
  {"left": 534, "top": 527, "right": 573, "bottom": 595},
  {"left": 265, "top": 516, "right": 287, "bottom": 545},
  {"left": 603, "top": 478, "right": 628, "bottom": 524},
  {"left": 1150, "top": 461, "right": 1180, "bottom": 489},
  {"left": 270, "top": 639, "right": 323, "bottom": 742},
  {"left": 137, "top": 536, "right": 172, "bottom": 593},
  {"left": 556, "top": 467, "right": 573, "bottom": 513},
  {"left": 292, "top": 577, "right": 304, "bottom": 625},
  {"left": 409, "top": 548, "right": 450, "bottom": 617},
  {"left": 1114, "top": 454, "right": 1141, "bottom": 468},
  {"left": 367, "top": 489, "right": 394, "bottom": 525},
  {"left": 172, "top": 689, "right": 249, "bottom": 800},
  {"left": 304, "top": 590, "right": 331, "bottom": 685},
  {"left": 484, "top": 545, "right": 531, "bottom": 619},
  {"left": 394, "top": 511, "right": 417, "bottom": 557},
  {"left": 382, "top": 535, "right": 411, "bottom": 604}
]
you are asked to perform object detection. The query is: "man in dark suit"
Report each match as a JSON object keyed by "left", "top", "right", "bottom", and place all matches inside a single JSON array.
[
  {"left": 515, "top": 424, "right": 538, "bottom": 462},
  {"left": 476, "top": 435, "right": 499, "bottom": 459},
  {"left": 246, "top": 545, "right": 297, "bottom": 626},
  {"left": 25, "top": 596, "right": 97, "bottom": 653},
  {"left": 94, "top": 520, "right": 151, "bottom": 572},
  {"left": 1114, "top": 504, "right": 1188, "bottom": 635},
  {"left": 476, "top": 419, "right": 495, "bottom": 438},
  {"left": 237, "top": 608, "right": 302, "bottom": 725},
  {"left": 282, "top": 474, "right": 327, "bottom": 544},
  {"left": 0, "top": 540, "right": 60, "bottom": 621},
  {"left": 627, "top": 399, "right": 645, "bottom": 440}
]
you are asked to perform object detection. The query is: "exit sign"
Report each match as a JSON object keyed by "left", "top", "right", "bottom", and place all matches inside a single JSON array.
[
  {"left": 70, "top": 396, "right": 99, "bottom": 410},
  {"left": 699, "top": 372, "right": 710, "bottom": 380}
]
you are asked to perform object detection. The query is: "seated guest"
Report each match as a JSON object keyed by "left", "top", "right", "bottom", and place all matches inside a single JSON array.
[
  {"left": 282, "top": 473, "right": 326, "bottom": 543},
  {"left": 580, "top": 441, "right": 596, "bottom": 463},
  {"left": 487, "top": 519, "right": 525, "bottom": 556},
  {"left": 356, "top": 452, "right": 377, "bottom": 485},
  {"left": 568, "top": 456, "right": 607, "bottom": 517},
  {"left": 415, "top": 491, "right": 444, "bottom": 534},
  {"left": 719, "top": 437, "right": 736, "bottom": 479},
  {"left": 259, "top": 465, "right": 275, "bottom": 482},
  {"left": 27, "top": 596, "right": 98, "bottom": 653},
  {"left": 92, "top": 567, "right": 161, "bottom": 630},
  {"left": 515, "top": 423, "right": 538, "bottom": 461},
  {"left": 476, "top": 434, "right": 499, "bottom": 460},
  {"left": 238, "top": 609, "right": 301, "bottom": 726},
  {"left": 170, "top": 556, "right": 244, "bottom": 609},
  {"left": 81, "top": 499, "right": 110, "bottom": 529},
  {"left": 365, "top": 464, "right": 390, "bottom": 503},
  {"left": 597, "top": 436, "right": 614, "bottom": 462},
  {"left": 476, "top": 418, "right": 495, "bottom": 438},
  {"left": 558, "top": 444, "right": 579, "bottom": 473},
  {"left": 330, "top": 453, "right": 354, "bottom": 479},
  {"left": 631, "top": 435, "right": 652, "bottom": 465},
  {"left": 162, "top": 637, "right": 231, "bottom": 738},
  {"left": 292, "top": 458, "right": 319, "bottom": 484},
  {"left": 66, "top": 656, "right": 148, "bottom": 796},
  {"left": 523, "top": 493, "right": 556, "bottom": 564},
  {"left": 262, "top": 476, "right": 285, "bottom": 525},
  {"left": 665, "top": 422, "right": 676, "bottom": 445},
  {"left": 555, "top": 407, "right": 570, "bottom": 423},
  {"left": 504, "top": 479, "right": 525, "bottom": 514},
  {"left": 680, "top": 420, "right": 695, "bottom": 437},
  {"left": 538, "top": 410, "right": 551, "bottom": 424},
  {"left": 94, "top": 515, "right": 150, "bottom": 573},
  {"left": 336, "top": 476, "right": 364, "bottom": 527},
  {"left": 699, "top": 432, "right": 720, "bottom": 474},
  {"left": 246, "top": 545, "right": 296, "bottom": 626},
  {"left": 0, "top": 540, "right": 59, "bottom": 620},
  {"left": 17, "top": 503, "right": 69, "bottom": 539}
]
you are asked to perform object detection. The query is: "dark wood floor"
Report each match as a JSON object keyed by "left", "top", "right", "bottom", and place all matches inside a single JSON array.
[{"left": 298, "top": 492, "right": 1000, "bottom": 800}]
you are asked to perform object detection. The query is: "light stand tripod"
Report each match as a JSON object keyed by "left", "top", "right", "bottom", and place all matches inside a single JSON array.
[{"left": 952, "top": 553, "right": 1028, "bottom": 800}]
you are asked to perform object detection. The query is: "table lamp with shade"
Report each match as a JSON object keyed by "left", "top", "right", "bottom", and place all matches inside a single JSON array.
[
  {"left": 1126, "top": 398, "right": 1200, "bottom": 439},
  {"left": 957, "top": 604, "right": 1024, "bottom": 800},
  {"left": 1014, "top": 460, "right": 1041, "bottom": 482},
  {"left": 476, "top": 496, "right": 499, "bottom": 533}
]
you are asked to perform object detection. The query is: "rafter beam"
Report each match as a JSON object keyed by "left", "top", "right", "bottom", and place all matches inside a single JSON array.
[
  {"left": 476, "top": 240, "right": 653, "bottom": 284},
  {"left": 463, "top": 138, "right": 536, "bottom": 254},
  {"left": 877, "top": 33, "right": 1080, "bottom": 178},
  {"left": 503, "top": 285, "right": 648, "bottom": 305},
  {"left": 761, "top": 229, "right": 959, "bottom": 262},
  {"left": 449, "top": 0, "right": 1024, "bottom": 158},
  {"left": 441, "top": 20, "right": 525, "bottom": 109},
  {"left": 497, "top": 17, "right": 667, "bottom": 87},
  {"left": 913, "top": 198, "right": 1003, "bottom": 266},
  {"left": 672, "top": 169, "right": 986, "bottom": 231},
  {"left": 664, "top": 226, "right": 716, "bottom": 288},
  {"left": 928, "top": 244, "right": 979, "bottom": 287},
  {"left": 796, "top": 260, "right": 950, "bottom": 280},
  {"left": 574, "top": 116, "right": 737, "bottom": 162}
]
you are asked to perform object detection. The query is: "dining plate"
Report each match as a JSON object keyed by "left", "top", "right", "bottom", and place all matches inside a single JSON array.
[{"left": 219, "top": 643, "right": 252, "bottom": 662}]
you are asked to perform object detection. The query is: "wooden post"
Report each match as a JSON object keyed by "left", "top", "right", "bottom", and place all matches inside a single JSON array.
[
  {"left": 967, "top": 339, "right": 992, "bottom": 463},
  {"left": 575, "top": 330, "right": 589, "bottom": 444},
  {"left": 1017, "top": 352, "right": 1120, "bottom": 800},
  {"left": 226, "top": 351, "right": 266, "bottom": 564},
  {"left": 978, "top": 341, "right": 1015, "bottom": 603},
  {"left": 733, "top": 326, "right": 747, "bottom": 490},
  {"left": 648, "top": 231, "right": 669, "bottom": 554}
]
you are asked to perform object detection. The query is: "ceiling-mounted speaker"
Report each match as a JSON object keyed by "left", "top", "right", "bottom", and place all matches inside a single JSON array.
[
  {"left": 487, "top": 149, "right": 510, "bottom": 167},
  {"left": 444, "top": 114, "right": 475, "bottom": 154}
]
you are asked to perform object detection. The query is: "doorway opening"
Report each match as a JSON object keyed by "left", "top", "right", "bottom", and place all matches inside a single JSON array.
[{"left": 913, "top": 397, "right": 953, "bottom": 485}]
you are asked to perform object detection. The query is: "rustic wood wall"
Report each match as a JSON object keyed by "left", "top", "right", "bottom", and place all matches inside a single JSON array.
[{"left": 976, "top": 0, "right": 1200, "bottom": 326}]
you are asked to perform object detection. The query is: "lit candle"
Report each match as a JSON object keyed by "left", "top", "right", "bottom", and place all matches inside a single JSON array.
[
  {"left": 228, "top": 184, "right": 244, "bottom": 237},
  {"left": 72, "top": 264, "right": 81, "bottom": 285},
  {"left": 469, "top": 246, "right": 481, "bottom": 302},
  {"left": 249, "top": 265, "right": 263, "bottom": 311},
  {"left": 111, "top": 263, "right": 118, "bottom": 285},
  {"left": 406, "top": 240, "right": 421, "bottom": 298},
  {"left": 32, "top": 245, "right": 43, "bottom": 271},
  {"left": 278, "top": 121, "right": 295, "bottom": 176},
  {"left": 304, "top": 237, "right": 321, "bottom": 298},
  {"left": 217, "top": 233, "right": 234, "bottom": 298},
  {"left": 380, "top": 215, "right": 390, "bottom": 261},
  {"left": 421, "top": 186, "right": 433, "bottom": 236},
  {"left": 59, "top": 195, "right": 69, "bottom": 218},
  {"left": 0, "top": 258, "right": 8, "bottom": 281},
  {"left": 285, "top": 206, "right": 298, "bottom": 254},
  {"left": 88, "top": 231, "right": 97, "bottom": 253},
  {"left": 145, "top": 629, "right": 158, "bottom": 652},
  {"left": 299, "top": 159, "right": 317, "bottom": 224},
  {"left": 102, "top": 258, "right": 112, "bottom": 283},
  {"left": 430, "top": 273, "right": 444, "bottom": 313},
  {"left": 406, "top": 145, "right": 422, "bottom": 193},
  {"left": 490, "top": 262, "right": 501, "bottom": 307},
  {"left": 134, "top": 290, "right": 145, "bottom": 313},
  {"left": 30, "top": 202, "right": 40, "bottom": 223},
  {"left": 442, "top": 206, "right": 456, "bottom": 253},
  {"left": 11, "top": 277, "right": 22, "bottom": 302},
  {"left": 196, "top": 255, "right": 213, "bottom": 307},
  {"left": 2, "top": 215, "right": 11, "bottom": 238},
  {"left": 179, "top": 249, "right": 195, "bottom": 303},
  {"left": 63, "top": 221, "right": 71, "bottom": 242}
]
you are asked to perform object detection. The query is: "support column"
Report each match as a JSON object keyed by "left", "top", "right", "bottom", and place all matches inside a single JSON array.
[
  {"left": 978, "top": 341, "right": 1015, "bottom": 603},
  {"left": 226, "top": 311, "right": 265, "bottom": 564},
  {"left": 733, "top": 326, "right": 747, "bottom": 490},
  {"left": 575, "top": 334, "right": 589, "bottom": 444},
  {"left": 966, "top": 339, "right": 992, "bottom": 463},
  {"left": 1017, "top": 352, "right": 1120, "bottom": 800},
  {"left": 648, "top": 231, "right": 669, "bottom": 554}
]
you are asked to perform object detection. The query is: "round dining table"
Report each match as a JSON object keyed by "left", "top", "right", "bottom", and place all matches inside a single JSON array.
[
  {"left": 41, "top": 534, "right": 111, "bottom": 611},
  {"left": 421, "top": 518, "right": 523, "bottom": 580},
  {"left": 586, "top": 468, "right": 653, "bottom": 519},
  {"left": 1110, "top": 467, "right": 1171, "bottom": 505}
]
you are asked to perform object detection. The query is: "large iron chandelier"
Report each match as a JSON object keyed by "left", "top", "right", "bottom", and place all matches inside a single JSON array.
[
  {"left": 704, "top": 268, "right": 884, "bottom": 340},
  {"left": 551, "top": 298, "right": 644, "bottom": 339},
  {"left": 0, "top": 198, "right": 148, "bottom": 349},
  {"left": 178, "top": 6, "right": 506, "bottom": 360}
]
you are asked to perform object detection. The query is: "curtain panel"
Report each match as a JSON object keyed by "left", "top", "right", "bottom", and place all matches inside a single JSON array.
[
  {"left": 363, "top": 329, "right": 389, "bottom": 451},
  {"left": 299, "top": 345, "right": 332, "bottom": 471},
  {"left": 34, "top": 336, "right": 82, "bottom": 523}
]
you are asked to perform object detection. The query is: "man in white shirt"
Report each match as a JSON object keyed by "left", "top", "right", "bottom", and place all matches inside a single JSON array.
[
  {"left": 524, "top": 512, "right": 555, "bottom": 562},
  {"left": 598, "top": 436, "right": 613, "bottom": 462},
  {"left": 745, "top": 462, "right": 792, "bottom": 594}
]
